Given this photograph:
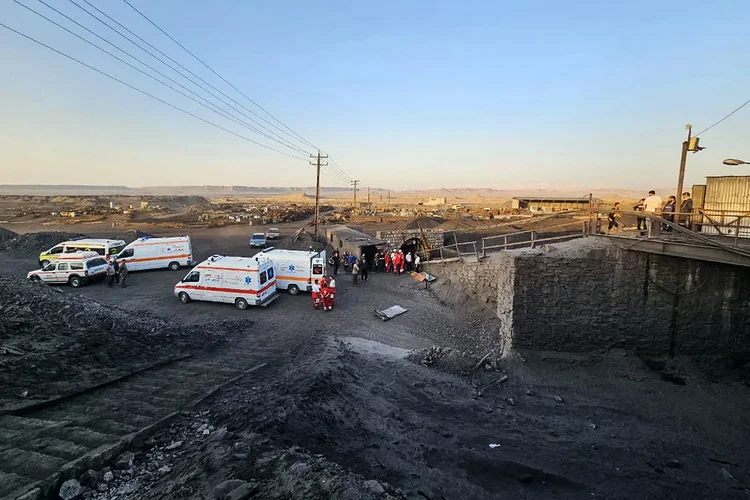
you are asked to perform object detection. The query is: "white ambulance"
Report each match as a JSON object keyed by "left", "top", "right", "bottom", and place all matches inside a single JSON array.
[
  {"left": 27, "top": 251, "right": 109, "bottom": 287},
  {"left": 174, "top": 254, "right": 279, "bottom": 309},
  {"left": 39, "top": 238, "right": 126, "bottom": 267},
  {"left": 255, "top": 247, "right": 326, "bottom": 295},
  {"left": 115, "top": 236, "right": 194, "bottom": 271}
]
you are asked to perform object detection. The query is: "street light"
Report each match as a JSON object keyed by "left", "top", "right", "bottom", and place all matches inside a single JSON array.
[{"left": 723, "top": 158, "right": 750, "bottom": 166}]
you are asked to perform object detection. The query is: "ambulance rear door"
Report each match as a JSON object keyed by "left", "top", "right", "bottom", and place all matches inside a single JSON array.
[
  {"left": 257, "top": 261, "right": 277, "bottom": 304},
  {"left": 311, "top": 251, "right": 326, "bottom": 282}
]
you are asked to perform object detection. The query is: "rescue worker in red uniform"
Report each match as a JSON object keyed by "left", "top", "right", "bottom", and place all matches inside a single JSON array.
[
  {"left": 311, "top": 279, "right": 321, "bottom": 309},
  {"left": 327, "top": 275, "right": 336, "bottom": 309},
  {"left": 320, "top": 284, "right": 332, "bottom": 311}
]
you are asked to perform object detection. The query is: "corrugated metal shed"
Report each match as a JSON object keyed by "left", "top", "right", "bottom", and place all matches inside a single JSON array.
[{"left": 702, "top": 176, "right": 750, "bottom": 237}]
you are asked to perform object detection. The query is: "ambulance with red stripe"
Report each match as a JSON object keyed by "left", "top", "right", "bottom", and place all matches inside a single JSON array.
[
  {"left": 115, "top": 236, "right": 193, "bottom": 272},
  {"left": 27, "top": 251, "right": 108, "bottom": 287},
  {"left": 174, "top": 254, "right": 279, "bottom": 310},
  {"left": 254, "top": 248, "right": 326, "bottom": 295}
]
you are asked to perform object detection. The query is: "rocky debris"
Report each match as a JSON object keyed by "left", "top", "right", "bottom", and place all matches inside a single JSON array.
[
  {"left": 0, "top": 275, "right": 253, "bottom": 405},
  {"left": 79, "top": 469, "right": 99, "bottom": 488},
  {"left": 59, "top": 478, "right": 83, "bottom": 500},
  {"left": 0, "top": 226, "right": 18, "bottom": 246},
  {"left": 102, "top": 470, "right": 114, "bottom": 482},
  {"left": 115, "top": 452, "right": 135, "bottom": 470},
  {"left": 553, "top": 395, "right": 564, "bottom": 403},
  {"left": 214, "top": 479, "right": 247, "bottom": 498},
  {"left": 0, "top": 230, "right": 86, "bottom": 254},
  {"left": 407, "top": 346, "right": 502, "bottom": 376}
]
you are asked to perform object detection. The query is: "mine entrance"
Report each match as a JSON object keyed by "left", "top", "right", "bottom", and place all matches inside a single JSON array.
[{"left": 400, "top": 238, "right": 420, "bottom": 255}]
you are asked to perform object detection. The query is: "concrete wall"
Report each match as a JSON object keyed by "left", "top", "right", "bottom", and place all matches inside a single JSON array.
[
  {"left": 377, "top": 229, "right": 445, "bottom": 250},
  {"left": 426, "top": 238, "right": 750, "bottom": 366}
]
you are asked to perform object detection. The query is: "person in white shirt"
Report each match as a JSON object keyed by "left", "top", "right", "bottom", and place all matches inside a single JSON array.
[
  {"left": 405, "top": 251, "right": 413, "bottom": 272},
  {"left": 311, "top": 279, "right": 321, "bottom": 309},
  {"left": 643, "top": 190, "right": 663, "bottom": 237},
  {"left": 414, "top": 254, "right": 421, "bottom": 272}
]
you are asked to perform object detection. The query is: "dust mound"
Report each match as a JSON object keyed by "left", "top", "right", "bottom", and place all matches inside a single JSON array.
[
  {"left": 113, "top": 229, "right": 155, "bottom": 244},
  {"left": 0, "top": 227, "right": 18, "bottom": 246},
  {"left": 0, "top": 275, "right": 252, "bottom": 406},
  {"left": 403, "top": 216, "right": 445, "bottom": 230},
  {"left": 275, "top": 229, "right": 326, "bottom": 252},
  {"left": 0, "top": 231, "right": 87, "bottom": 253}
]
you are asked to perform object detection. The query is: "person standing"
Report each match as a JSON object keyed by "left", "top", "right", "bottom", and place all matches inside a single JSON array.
[
  {"left": 311, "top": 279, "right": 321, "bottom": 309},
  {"left": 607, "top": 202, "right": 622, "bottom": 234},
  {"left": 405, "top": 251, "right": 413, "bottom": 272},
  {"left": 384, "top": 251, "right": 392, "bottom": 273},
  {"left": 680, "top": 192, "right": 693, "bottom": 229},
  {"left": 633, "top": 198, "right": 647, "bottom": 233},
  {"left": 327, "top": 275, "right": 336, "bottom": 309},
  {"left": 377, "top": 251, "right": 385, "bottom": 272},
  {"left": 643, "top": 190, "right": 663, "bottom": 237},
  {"left": 118, "top": 260, "right": 129, "bottom": 288},
  {"left": 662, "top": 195, "right": 676, "bottom": 231},
  {"left": 360, "top": 255, "right": 368, "bottom": 282},
  {"left": 112, "top": 259, "right": 121, "bottom": 285},
  {"left": 414, "top": 254, "right": 421, "bottom": 273},
  {"left": 106, "top": 261, "right": 116, "bottom": 288},
  {"left": 348, "top": 253, "right": 357, "bottom": 270},
  {"left": 332, "top": 250, "right": 340, "bottom": 275},
  {"left": 352, "top": 260, "right": 360, "bottom": 285}
]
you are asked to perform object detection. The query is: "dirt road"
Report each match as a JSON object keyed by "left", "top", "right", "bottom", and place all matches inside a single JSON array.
[{"left": 1, "top": 223, "right": 748, "bottom": 499}]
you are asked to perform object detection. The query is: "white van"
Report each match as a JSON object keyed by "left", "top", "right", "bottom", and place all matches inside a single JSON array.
[
  {"left": 28, "top": 251, "right": 109, "bottom": 287},
  {"left": 116, "top": 236, "right": 193, "bottom": 271},
  {"left": 39, "top": 238, "right": 126, "bottom": 267},
  {"left": 255, "top": 248, "right": 326, "bottom": 295},
  {"left": 174, "top": 254, "right": 279, "bottom": 309}
]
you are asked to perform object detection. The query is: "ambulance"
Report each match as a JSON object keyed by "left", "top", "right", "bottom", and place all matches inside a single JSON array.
[
  {"left": 174, "top": 254, "right": 279, "bottom": 309},
  {"left": 27, "top": 251, "right": 109, "bottom": 287},
  {"left": 39, "top": 238, "right": 126, "bottom": 267},
  {"left": 255, "top": 247, "right": 326, "bottom": 295},
  {"left": 115, "top": 236, "right": 194, "bottom": 271}
]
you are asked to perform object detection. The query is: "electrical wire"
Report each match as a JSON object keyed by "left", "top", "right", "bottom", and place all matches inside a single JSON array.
[
  {"left": 19, "top": 0, "right": 310, "bottom": 156},
  {"left": 0, "top": 21, "right": 307, "bottom": 160},
  {"left": 121, "top": 0, "right": 319, "bottom": 151},
  {"left": 695, "top": 97, "right": 750, "bottom": 136},
  {"left": 69, "top": 0, "right": 314, "bottom": 155}
]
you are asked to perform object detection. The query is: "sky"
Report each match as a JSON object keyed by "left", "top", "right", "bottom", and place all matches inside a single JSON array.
[{"left": 1, "top": 0, "right": 749, "bottom": 191}]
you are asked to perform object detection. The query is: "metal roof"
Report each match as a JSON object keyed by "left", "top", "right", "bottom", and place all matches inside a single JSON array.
[{"left": 326, "top": 225, "right": 385, "bottom": 246}]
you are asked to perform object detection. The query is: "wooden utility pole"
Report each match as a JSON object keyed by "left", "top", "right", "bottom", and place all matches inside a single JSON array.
[
  {"left": 388, "top": 190, "right": 392, "bottom": 205},
  {"left": 676, "top": 125, "right": 692, "bottom": 214},
  {"left": 310, "top": 150, "right": 328, "bottom": 237},
  {"left": 367, "top": 187, "right": 371, "bottom": 204},
  {"left": 351, "top": 180, "right": 359, "bottom": 207}
]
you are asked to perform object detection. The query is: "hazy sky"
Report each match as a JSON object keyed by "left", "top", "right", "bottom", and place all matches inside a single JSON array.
[{"left": 1, "top": 0, "right": 749, "bottom": 191}]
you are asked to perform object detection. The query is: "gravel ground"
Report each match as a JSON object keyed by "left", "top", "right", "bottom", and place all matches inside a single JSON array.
[{"left": 1, "top": 223, "right": 749, "bottom": 500}]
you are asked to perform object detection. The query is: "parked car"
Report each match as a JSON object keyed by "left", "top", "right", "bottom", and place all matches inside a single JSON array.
[
  {"left": 249, "top": 233, "right": 267, "bottom": 248},
  {"left": 265, "top": 227, "right": 281, "bottom": 240},
  {"left": 27, "top": 251, "right": 108, "bottom": 287}
]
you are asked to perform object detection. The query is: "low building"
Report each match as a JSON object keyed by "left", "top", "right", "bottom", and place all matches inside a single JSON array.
[
  {"left": 326, "top": 225, "right": 386, "bottom": 263},
  {"left": 511, "top": 197, "right": 601, "bottom": 212},
  {"left": 692, "top": 175, "right": 750, "bottom": 238},
  {"left": 424, "top": 197, "right": 447, "bottom": 206}
]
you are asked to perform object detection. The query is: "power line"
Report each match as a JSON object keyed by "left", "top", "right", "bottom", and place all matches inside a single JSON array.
[
  {"left": 0, "top": 21, "right": 307, "bottom": 160},
  {"left": 21, "top": 0, "right": 311, "bottom": 157},
  {"left": 121, "top": 0, "right": 319, "bottom": 151},
  {"left": 695, "top": 97, "right": 750, "bottom": 137},
  {"left": 69, "top": 0, "right": 314, "bottom": 155}
]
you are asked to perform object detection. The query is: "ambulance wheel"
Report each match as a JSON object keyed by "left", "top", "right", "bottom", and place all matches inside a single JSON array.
[
  {"left": 41, "top": 260, "right": 49, "bottom": 268},
  {"left": 30, "top": 275, "right": 41, "bottom": 283},
  {"left": 287, "top": 284, "right": 300, "bottom": 295},
  {"left": 235, "top": 298, "right": 249, "bottom": 310},
  {"left": 178, "top": 292, "right": 191, "bottom": 304},
  {"left": 168, "top": 261, "right": 181, "bottom": 271},
  {"left": 69, "top": 275, "right": 82, "bottom": 288}
]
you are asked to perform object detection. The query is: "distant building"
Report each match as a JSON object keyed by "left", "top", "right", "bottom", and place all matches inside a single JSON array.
[
  {"left": 424, "top": 197, "right": 447, "bottom": 206},
  {"left": 326, "top": 225, "right": 386, "bottom": 262},
  {"left": 511, "top": 197, "right": 601, "bottom": 212},
  {"left": 59, "top": 211, "right": 78, "bottom": 218},
  {"left": 140, "top": 201, "right": 149, "bottom": 209}
]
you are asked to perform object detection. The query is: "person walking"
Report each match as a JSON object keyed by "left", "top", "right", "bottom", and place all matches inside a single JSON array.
[
  {"left": 607, "top": 202, "right": 622, "bottom": 234},
  {"left": 106, "top": 261, "right": 116, "bottom": 288},
  {"left": 643, "top": 190, "right": 663, "bottom": 237},
  {"left": 352, "top": 260, "right": 360, "bottom": 285},
  {"left": 360, "top": 255, "right": 368, "bottom": 282},
  {"left": 634, "top": 198, "right": 647, "bottom": 233},
  {"left": 384, "top": 251, "right": 391, "bottom": 273},
  {"left": 118, "top": 260, "right": 129, "bottom": 288},
  {"left": 680, "top": 192, "right": 693, "bottom": 229},
  {"left": 311, "top": 279, "right": 321, "bottom": 309},
  {"left": 320, "top": 284, "right": 332, "bottom": 311},
  {"left": 405, "top": 251, "right": 413, "bottom": 272}
]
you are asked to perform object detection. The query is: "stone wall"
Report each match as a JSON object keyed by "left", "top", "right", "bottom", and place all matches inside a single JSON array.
[
  {"left": 426, "top": 238, "right": 750, "bottom": 365},
  {"left": 376, "top": 229, "right": 445, "bottom": 250}
]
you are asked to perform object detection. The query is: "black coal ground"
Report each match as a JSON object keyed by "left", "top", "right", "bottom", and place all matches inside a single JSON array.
[{"left": 0, "top": 227, "right": 748, "bottom": 499}]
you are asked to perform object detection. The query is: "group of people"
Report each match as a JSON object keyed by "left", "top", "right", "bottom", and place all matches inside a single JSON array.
[
  {"left": 384, "top": 249, "right": 420, "bottom": 274},
  {"left": 311, "top": 275, "right": 336, "bottom": 311},
  {"left": 607, "top": 191, "right": 694, "bottom": 236},
  {"left": 106, "top": 259, "right": 128, "bottom": 288},
  {"left": 335, "top": 248, "right": 421, "bottom": 283}
]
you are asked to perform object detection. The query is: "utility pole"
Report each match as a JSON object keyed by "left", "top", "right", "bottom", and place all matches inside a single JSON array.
[
  {"left": 310, "top": 150, "right": 328, "bottom": 237},
  {"left": 676, "top": 124, "right": 704, "bottom": 224},
  {"left": 350, "top": 180, "right": 359, "bottom": 207},
  {"left": 367, "top": 187, "right": 371, "bottom": 205},
  {"left": 388, "top": 190, "right": 392, "bottom": 205}
]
